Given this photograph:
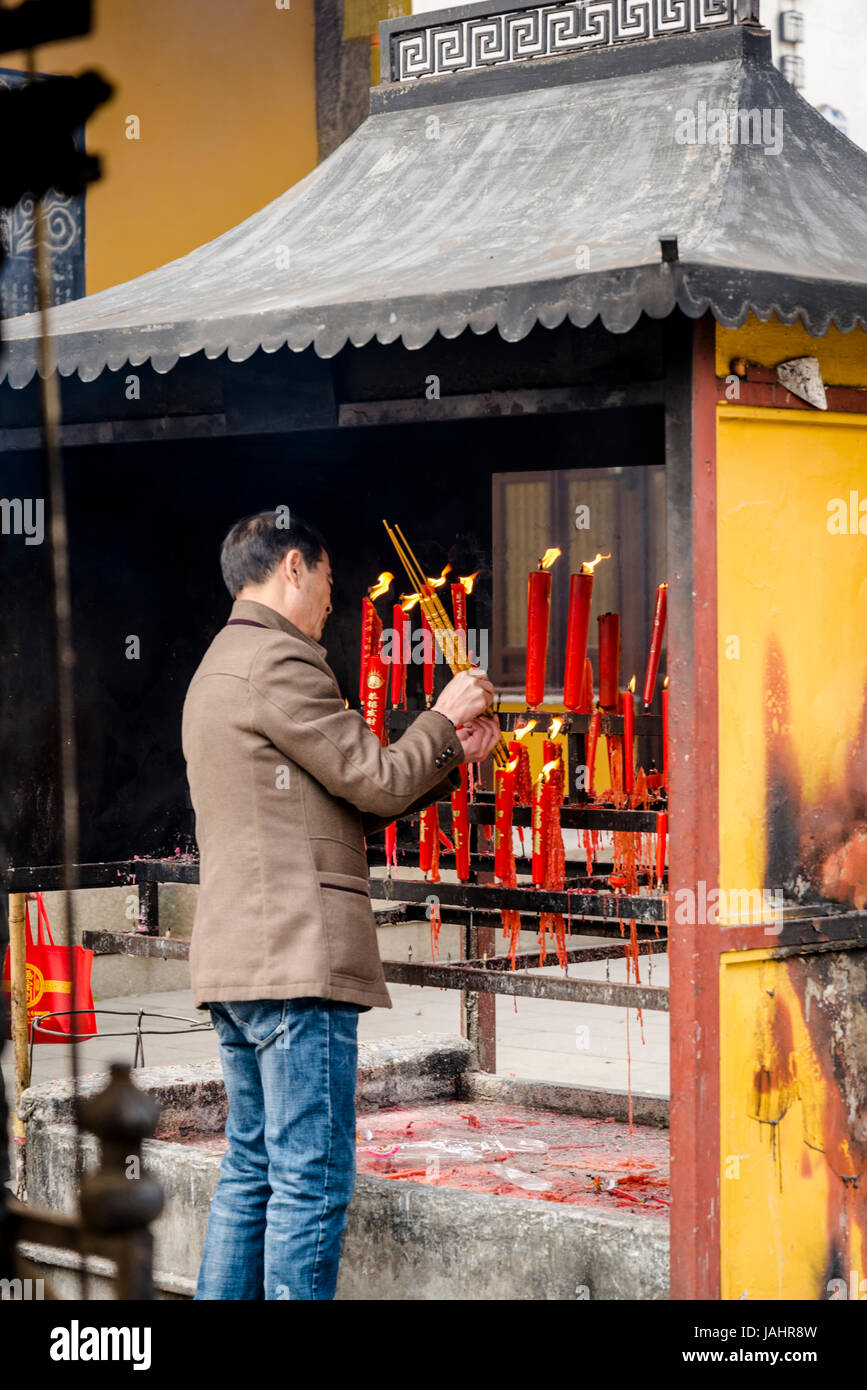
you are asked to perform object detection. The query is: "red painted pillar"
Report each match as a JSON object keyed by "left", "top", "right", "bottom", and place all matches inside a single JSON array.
[{"left": 667, "top": 312, "right": 721, "bottom": 1300}]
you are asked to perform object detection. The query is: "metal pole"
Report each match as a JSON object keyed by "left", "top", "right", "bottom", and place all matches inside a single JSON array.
[
  {"left": 25, "top": 47, "right": 87, "bottom": 1297},
  {"left": 8, "top": 893, "right": 30, "bottom": 1197}
]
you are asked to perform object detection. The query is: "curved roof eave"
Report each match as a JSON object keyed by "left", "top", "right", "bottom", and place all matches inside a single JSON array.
[{"left": 4, "top": 265, "right": 864, "bottom": 392}]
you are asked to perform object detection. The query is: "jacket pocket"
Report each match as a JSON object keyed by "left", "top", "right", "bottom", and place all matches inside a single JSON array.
[
  {"left": 309, "top": 835, "right": 368, "bottom": 878},
  {"left": 317, "top": 871, "right": 381, "bottom": 984}
]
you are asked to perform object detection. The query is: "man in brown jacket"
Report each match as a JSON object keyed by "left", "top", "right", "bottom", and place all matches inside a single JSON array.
[{"left": 183, "top": 509, "right": 500, "bottom": 1301}]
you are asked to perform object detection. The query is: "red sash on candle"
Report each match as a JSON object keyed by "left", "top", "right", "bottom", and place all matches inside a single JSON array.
[
  {"left": 451, "top": 764, "right": 470, "bottom": 882},
  {"left": 360, "top": 597, "right": 383, "bottom": 704}
]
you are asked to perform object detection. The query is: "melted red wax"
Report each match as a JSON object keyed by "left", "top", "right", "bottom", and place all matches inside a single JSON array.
[
  {"left": 429, "top": 897, "right": 442, "bottom": 961},
  {"left": 352, "top": 1099, "right": 670, "bottom": 1212},
  {"left": 581, "top": 828, "right": 601, "bottom": 876}
]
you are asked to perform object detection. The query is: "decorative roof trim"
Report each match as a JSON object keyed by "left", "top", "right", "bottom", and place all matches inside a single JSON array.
[
  {"left": 384, "top": 0, "right": 762, "bottom": 84},
  {"left": 3, "top": 265, "right": 864, "bottom": 391}
]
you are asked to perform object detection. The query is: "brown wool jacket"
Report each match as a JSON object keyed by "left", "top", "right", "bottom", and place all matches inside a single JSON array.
[{"left": 181, "top": 599, "right": 465, "bottom": 1011}]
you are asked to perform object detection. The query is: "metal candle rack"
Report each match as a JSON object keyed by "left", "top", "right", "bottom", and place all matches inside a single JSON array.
[
  {"left": 364, "top": 703, "right": 670, "bottom": 1069},
  {"left": 5, "top": 707, "right": 670, "bottom": 1075}
]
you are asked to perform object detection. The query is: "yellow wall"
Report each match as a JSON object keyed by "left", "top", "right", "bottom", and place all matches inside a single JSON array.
[
  {"left": 717, "top": 406, "right": 867, "bottom": 905},
  {"left": 720, "top": 947, "right": 866, "bottom": 1300},
  {"left": 716, "top": 316, "right": 867, "bottom": 1298},
  {"left": 9, "top": 0, "right": 317, "bottom": 294},
  {"left": 717, "top": 315, "right": 867, "bottom": 388}
]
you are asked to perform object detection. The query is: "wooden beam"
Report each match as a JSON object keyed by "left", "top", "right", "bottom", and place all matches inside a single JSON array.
[{"left": 339, "top": 382, "right": 665, "bottom": 428}]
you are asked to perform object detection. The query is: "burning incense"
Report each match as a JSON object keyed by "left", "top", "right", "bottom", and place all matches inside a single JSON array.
[{"left": 382, "top": 520, "right": 510, "bottom": 767}]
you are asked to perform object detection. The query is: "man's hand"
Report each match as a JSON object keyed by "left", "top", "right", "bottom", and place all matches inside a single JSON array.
[
  {"left": 455, "top": 713, "right": 501, "bottom": 763},
  {"left": 432, "top": 668, "right": 495, "bottom": 727}
]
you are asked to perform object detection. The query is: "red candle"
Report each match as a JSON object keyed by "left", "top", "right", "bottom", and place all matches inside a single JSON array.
[
  {"left": 586, "top": 710, "right": 601, "bottom": 798},
  {"left": 363, "top": 648, "right": 388, "bottom": 739},
  {"left": 391, "top": 602, "right": 409, "bottom": 708},
  {"left": 655, "top": 810, "right": 667, "bottom": 888},
  {"left": 642, "top": 583, "right": 668, "bottom": 708},
  {"left": 384, "top": 821, "right": 397, "bottom": 873},
  {"left": 359, "top": 597, "right": 383, "bottom": 704},
  {"left": 364, "top": 637, "right": 394, "bottom": 867},
  {"left": 597, "top": 612, "right": 620, "bottom": 711},
  {"left": 543, "top": 734, "right": 564, "bottom": 803},
  {"left": 662, "top": 677, "right": 669, "bottom": 793},
  {"left": 419, "top": 803, "right": 437, "bottom": 873},
  {"left": 620, "top": 682, "right": 635, "bottom": 796},
  {"left": 579, "top": 657, "right": 594, "bottom": 714},
  {"left": 509, "top": 738, "right": 533, "bottom": 805},
  {"left": 563, "top": 571, "right": 593, "bottom": 710},
  {"left": 531, "top": 772, "right": 552, "bottom": 886},
  {"left": 451, "top": 764, "right": 471, "bottom": 882},
  {"left": 526, "top": 571, "right": 551, "bottom": 708},
  {"left": 494, "top": 758, "right": 518, "bottom": 883},
  {"left": 526, "top": 549, "right": 560, "bottom": 709}
]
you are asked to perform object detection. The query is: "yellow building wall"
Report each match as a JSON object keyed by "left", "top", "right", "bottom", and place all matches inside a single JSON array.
[
  {"left": 717, "top": 316, "right": 867, "bottom": 387},
  {"left": 716, "top": 406, "right": 867, "bottom": 905},
  {"left": 8, "top": 0, "right": 317, "bottom": 294},
  {"left": 716, "top": 316, "right": 867, "bottom": 1299},
  {"left": 720, "top": 947, "right": 866, "bottom": 1301}
]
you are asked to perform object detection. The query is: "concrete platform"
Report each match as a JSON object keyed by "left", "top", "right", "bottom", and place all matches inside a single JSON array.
[{"left": 18, "top": 1039, "right": 669, "bottom": 1300}]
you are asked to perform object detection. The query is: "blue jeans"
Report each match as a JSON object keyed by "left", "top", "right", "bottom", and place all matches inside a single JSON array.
[{"left": 195, "top": 997, "right": 360, "bottom": 1300}]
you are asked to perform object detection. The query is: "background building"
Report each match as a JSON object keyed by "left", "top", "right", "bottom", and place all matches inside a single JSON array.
[
  {"left": 2, "top": 0, "right": 370, "bottom": 295},
  {"left": 412, "top": 0, "right": 867, "bottom": 150},
  {"left": 725, "top": 2, "right": 866, "bottom": 147}
]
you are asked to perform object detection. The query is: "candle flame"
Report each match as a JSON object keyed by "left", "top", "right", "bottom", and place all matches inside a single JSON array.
[
  {"left": 658, "top": 581, "right": 668, "bottom": 590},
  {"left": 426, "top": 563, "right": 452, "bottom": 589},
  {"left": 663, "top": 675, "right": 670, "bottom": 689},
  {"left": 541, "top": 757, "right": 561, "bottom": 780},
  {"left": 503, "top": 756, "right": 520, "bottom": 775},
  {"left": 514, "top": 720, "right": 537, "bottom": 741},
  {"left": 581, "top": 551, "right": 611, "bottom": 574},
  {"left": 538, "top": 548, "right": 561, "bottom": 571},
  {"left": 548, "top": 716, "right": 564, "bottom": 738},
  {"left": 400, "top": 592, "right": 422, "bottom": 612},
  {"left": 344, "top": 698, "right": 349, "bottom": 708},
  {"left": 628, "top": 675, "right": 636, "bottom": 694},
  {"left": 458, "top": 571, "right": 480, "bottom": 594},
  {"left": 368, "top": 571, "right": 393, "bottom": 600}
]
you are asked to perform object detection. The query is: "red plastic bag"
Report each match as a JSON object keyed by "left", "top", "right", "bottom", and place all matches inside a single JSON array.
[{"left": 2, "top": 893, "right": 96, "bottom": 1043}]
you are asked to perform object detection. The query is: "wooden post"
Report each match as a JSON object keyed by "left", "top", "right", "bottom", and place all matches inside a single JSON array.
[{"left": 8, "top": 892, "right": 31, "bottom": 1196}]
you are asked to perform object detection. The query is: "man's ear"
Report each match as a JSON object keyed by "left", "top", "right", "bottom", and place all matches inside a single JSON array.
[{"left": 282, "top": 548, "right": 303, "bottom": 588}]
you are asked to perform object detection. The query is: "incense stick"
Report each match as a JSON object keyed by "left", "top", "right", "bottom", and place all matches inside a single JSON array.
[{"left": 383, "top": 520, "right": 510, "bottom": 768}]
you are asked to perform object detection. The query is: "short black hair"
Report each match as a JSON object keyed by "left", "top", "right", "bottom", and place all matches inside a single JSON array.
[{"left": 219, "top": 509, "right": 330, "bottom": 598}]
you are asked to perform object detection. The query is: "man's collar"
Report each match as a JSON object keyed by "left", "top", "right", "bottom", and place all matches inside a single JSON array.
[{"left": 229, "top": 599, "right": 327, "bottom": 656}]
